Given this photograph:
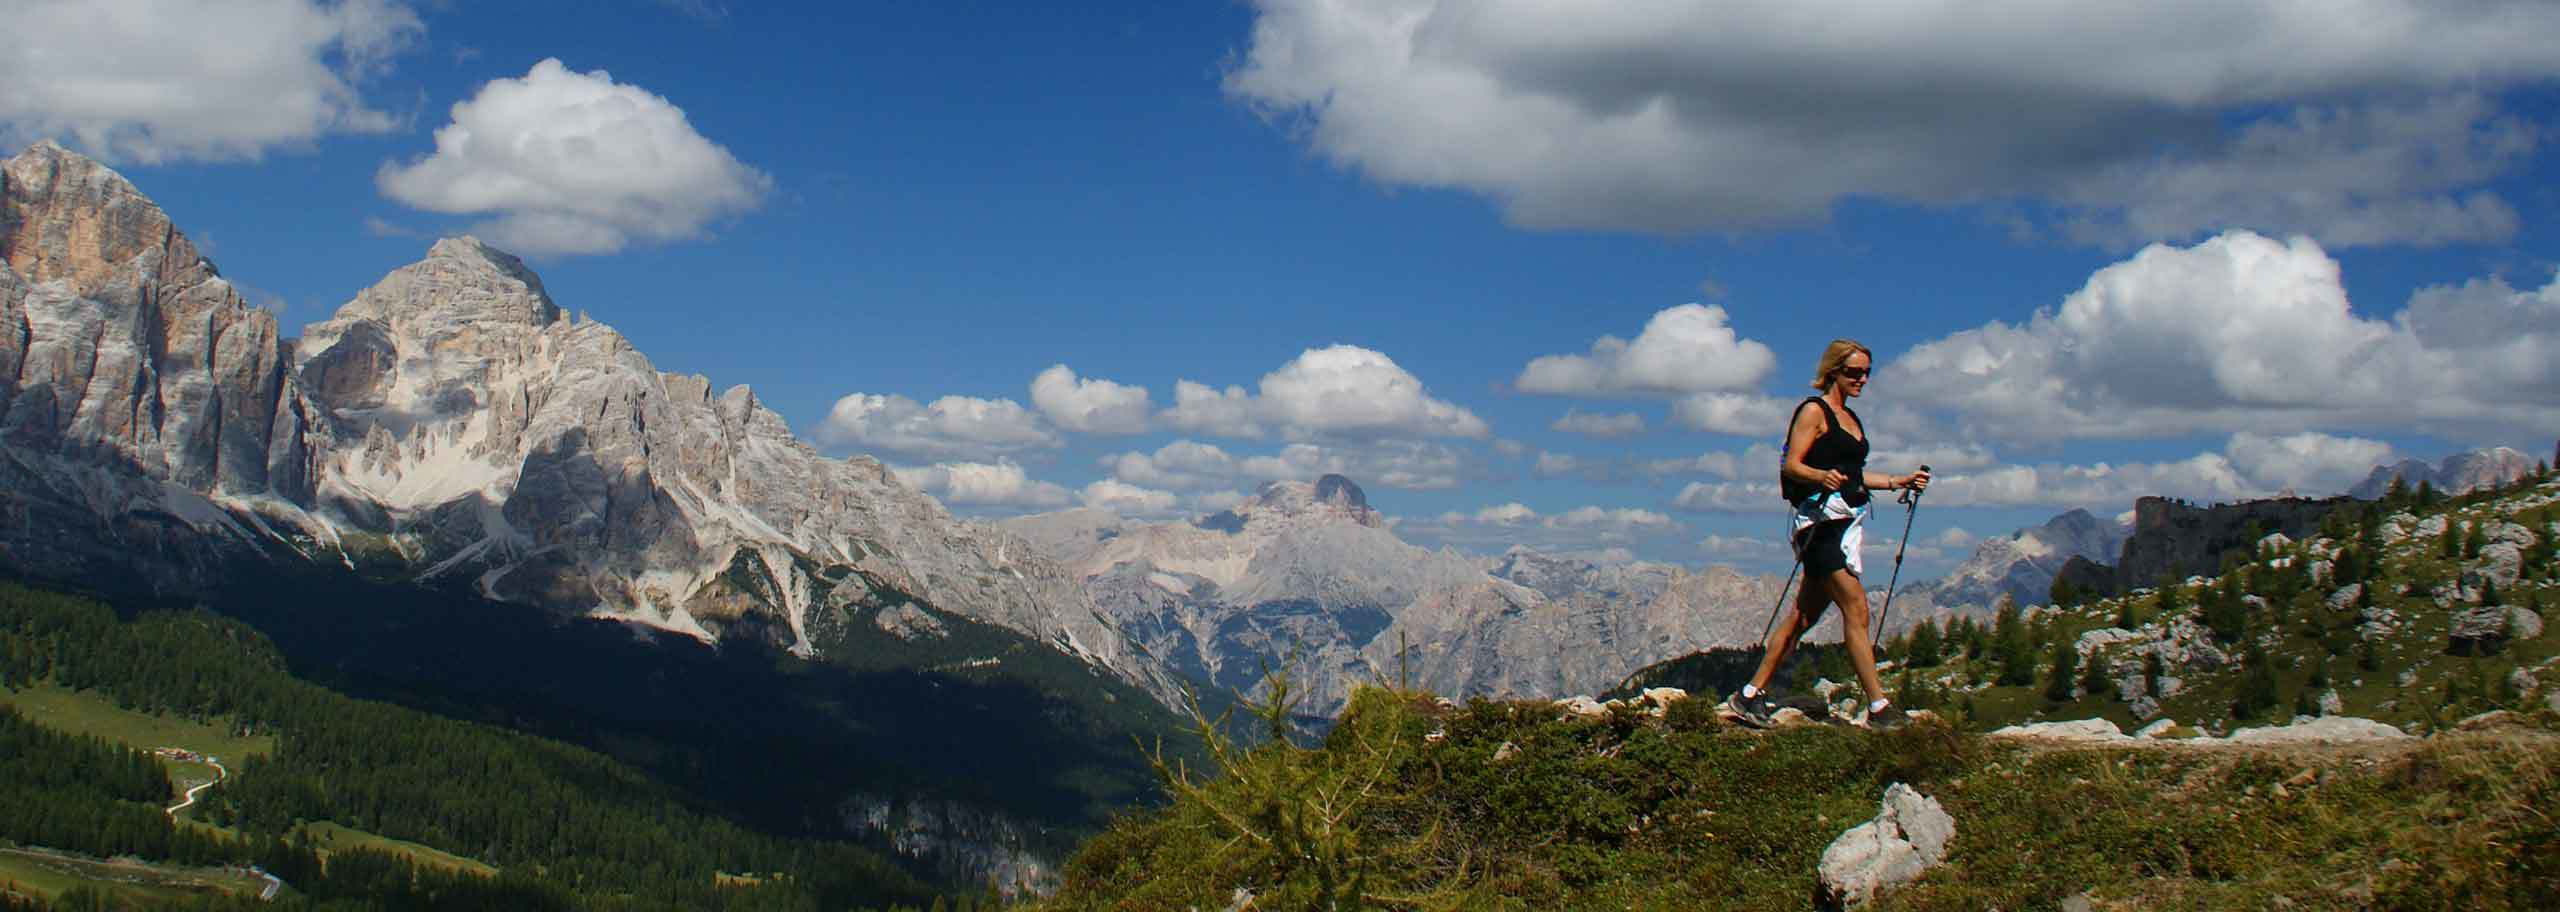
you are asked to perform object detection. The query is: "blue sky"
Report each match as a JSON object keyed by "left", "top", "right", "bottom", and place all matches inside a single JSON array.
[{"left": 10, "top": 0, "right": 2560, "bottom": 576}]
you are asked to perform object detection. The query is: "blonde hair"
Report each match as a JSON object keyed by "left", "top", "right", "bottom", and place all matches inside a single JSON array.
[{"left": 1809, "top": 338, "right": 1872, "bottom": 390}]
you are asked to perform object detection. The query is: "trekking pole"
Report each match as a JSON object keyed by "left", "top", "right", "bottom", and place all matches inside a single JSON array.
[{"left": 1871, "top": 465, "right": 1929, "bottom": 645}]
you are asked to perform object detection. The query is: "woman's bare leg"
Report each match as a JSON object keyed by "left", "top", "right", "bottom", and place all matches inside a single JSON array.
[
  {"left": 1746, "top": 569, "right": 1835, "bottom": 694},
  {"left": 1822, "top": 569, "right": 1886, "bottom": 704}
]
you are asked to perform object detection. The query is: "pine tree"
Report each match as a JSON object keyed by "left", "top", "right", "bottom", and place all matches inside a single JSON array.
[
  {"left": 2203, "top": 583, "right": 2249, "bottom": 643},
  {"left": 2044, "top": 639, "right": 2079, "bottom": 703},
  {"left": 1897, "top": 667, "right": 1939, "bottom": 711},
  {"left": 2463, "top": 522, "right": 2484, "bottom": 559},
  {"left": 2113, "top": 596, "right": 2140, "bottom": 631},
  {"left": 2079, "top": 646, "right": 2112, "bottom": 699},
  {"left": 2144, "top": 652, "right": 2165, "bottom": 696},
  {"left": 2293, "top": 689, "right": 2320, "bottom": 719},
  {"left": 1993, "top": 602, "right": 2036, "bottom": 686},
  {"left": 2235, "top": 644, "right": 2280, "bottom": 720},
  {"left": 2357, "top": 637, "right": 2381, "bottom": 672},
  {"left": 2416, "top": 479, "right": 2438, "bottom": 507},
  {"left": 2480, "top": 579, "right": 2501, "bottom": 606},
  {"left": 1907, "top": 621, "right": 1943, "bottom": 668},
  {"left": 2156, "top": 575, "right": 2183, "bottom": 616},
  {"left": 2383, "top": 475, "right": 2410, "bottom": 509}
]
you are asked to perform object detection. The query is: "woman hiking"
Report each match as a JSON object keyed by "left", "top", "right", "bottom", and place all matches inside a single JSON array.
[{"left": 1724, "top": 339, "right": 1929, "bottom": 730}]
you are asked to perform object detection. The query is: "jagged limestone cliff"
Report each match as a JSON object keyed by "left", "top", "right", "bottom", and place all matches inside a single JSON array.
[{"left": 0, "top": 142, "right": 1145, "bottom": 691}]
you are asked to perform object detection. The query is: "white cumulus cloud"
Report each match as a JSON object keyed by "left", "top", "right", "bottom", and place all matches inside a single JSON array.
[
  {"left": 1103, "top": 439, "right": 1476, "bottom": 492},
  {"left": 1669, "top": 480, "right": 1782, "bottom": 513},
  {"left": 1645, "top": 443, "right": 1783, "bottom": 481},
  {"left": 1226, "top": 0, "right": 2560, "bottom": 247},
  {"left": 893, "top": 462, "right": 1073, "bottom": 509},
  {"left": 1530, "top": 451, "right": 1588, "bottom": 480},
  {"left": 1, "top": 0, "right": 422, "bottom": 162},
  {"left": 1081, "top": 479, "right": 1182, "bottom": 516},
  {"left": 1891, "top": 230, "right": 2560, "bottom": 442},
  {"left": 1668, "top": 392, "right": 1794, "bottom": 436},
  {"left": 377, "top": 58, "right": 770, "bottom": 255},
  {"left": 2224, "top": 431, "right": 2395, "bottom": 495},
  {"left": 1162, "top": 345, "right": 1489, "bottom": 440},
  {"left": 1548, "top": 506, "right": 1674, "bottom": 531},
  {"left": 1439, "top": 502, "right": 1539, "bottom": 525},
  {"left": 1518, "top": 305, "right": 1775, "bottom": 395},
  {"left": 1102, "top": 440, "right": 1241, "bottom": 491},
  {"left": 1030, "top": 364, "right": 1153, "bottom": 435},
  {"left": 1550, "top": 408, "right": 1645, "bottom": 438},
  {"left": 814, "top": 393, "right": 1058, "bottom": 463},
  {"left": 1925, "top": 454, "right": 2257, "bottom": 509}
]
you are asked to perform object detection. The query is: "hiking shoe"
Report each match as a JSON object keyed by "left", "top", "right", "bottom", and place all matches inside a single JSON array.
[
  {"left": 1864, "top": 703, "right": 1911, "bottom": 731},
  {"left": 1724, "top": 691, "right": 1779, "bottom": 729}
]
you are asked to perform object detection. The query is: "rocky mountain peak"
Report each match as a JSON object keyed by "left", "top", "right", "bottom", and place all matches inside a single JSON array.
[
  {"left": 1313, "top": 473, "right": 1368, "bottom": 510},
  {"left": 4, "top": 141, "right": 216, "bottom": 297},
  {"left": 1229, "top": 476, "right": 1384, "bottom": 529},
  {"left": 323, "top": 235, "right": 561, "bottom": 333}
]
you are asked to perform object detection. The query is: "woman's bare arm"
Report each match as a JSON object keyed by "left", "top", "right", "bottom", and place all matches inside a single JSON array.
[{"left": 1781, "top": 401, "right": 1846, "bottom": 490}]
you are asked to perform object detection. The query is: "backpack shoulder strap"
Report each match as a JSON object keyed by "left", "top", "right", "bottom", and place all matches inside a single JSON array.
[{"left": 1795, "top": 396, "right": 1836, "bottom": 432}]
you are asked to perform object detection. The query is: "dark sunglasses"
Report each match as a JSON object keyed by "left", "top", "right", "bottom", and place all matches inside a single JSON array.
[{"left": 1837, "top": 367, "right": 1870, "bottom": 380}]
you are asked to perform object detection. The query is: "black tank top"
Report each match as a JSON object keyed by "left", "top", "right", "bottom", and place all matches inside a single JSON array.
[{"left": 1781, "top": 397, "right": 1870, "bottom": 507}]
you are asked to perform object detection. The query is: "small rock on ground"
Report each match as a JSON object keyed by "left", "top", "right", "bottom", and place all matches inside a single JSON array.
[{"left": 1818, "top": 783, "right": 1953, "bottom": 908}]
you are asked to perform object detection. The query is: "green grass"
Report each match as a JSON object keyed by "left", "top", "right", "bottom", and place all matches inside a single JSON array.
[
  {"left": 0, "top": 846, "right": 270, "bottom": 903},
  {"left": 1033, "top": 688, "right": 2560, "bottom": 911},
  {"left": 295, "top": 820, "right": 498, "bottom": 877},
  {"left": 1, "top": 681, "right": 503, "bottom": 878},
  {"left": 0, "top": 683, "right": 274, "bottom": 765}
]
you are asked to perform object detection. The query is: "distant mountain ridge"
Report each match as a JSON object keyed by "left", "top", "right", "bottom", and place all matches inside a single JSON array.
[
  {"left": 2350, "top": 446, "right": 2541, "bottom": 499},
  {"left": 1002, "top": 476, "right": 1919, "bottom": 715},
  {"left": 1908, "top": 508, "right": 2131, "bottom": 613}
]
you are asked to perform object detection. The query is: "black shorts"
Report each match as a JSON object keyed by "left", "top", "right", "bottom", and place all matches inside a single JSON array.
[{"left": 1796, "top": 517, "right": 1861, "bottom": 578}]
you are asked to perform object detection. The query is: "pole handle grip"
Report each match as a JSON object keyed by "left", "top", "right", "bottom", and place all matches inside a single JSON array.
[{"left": 1900, "top": 464, "right": 1932, "bottom": 505}]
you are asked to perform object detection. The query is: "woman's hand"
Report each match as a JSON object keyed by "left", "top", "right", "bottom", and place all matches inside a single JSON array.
[
  {"left": 1903, "top": 468, "right": 1931, "bottom": 491},
  {"left": 1819, "top": 469, "right": 1850, "bottom": 491}
]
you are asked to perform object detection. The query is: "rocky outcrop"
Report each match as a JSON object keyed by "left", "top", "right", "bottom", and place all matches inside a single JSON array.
[
  {"left": 2095, "top": 495, "right": 2356, "bottom": 597},
  {"left": 2449, "top": 605, "right": 2515, "bottom": 655},
  {"left": 1818, "top": 783, "right": 1953, "bottom": 908}
]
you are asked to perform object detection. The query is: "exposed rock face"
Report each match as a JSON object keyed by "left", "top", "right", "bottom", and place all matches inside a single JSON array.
[
  {"left": 2102, "top": 495, "right": 2357, "bottom": 596},
  {"left": 1, "top": 141, "right": 319, "bottom": 497},
  {"left": 1818, "top": 783, "right": 1953, "bottom": 908},
  {"left": 0, "top": 141, "right": 325, "bottom": 590},
  {"left": 0, "top": 143, "right": 1142, "bottom": 691},
  {"left": 842, "top": 792, "right": 1053, "bottom": 898}
]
